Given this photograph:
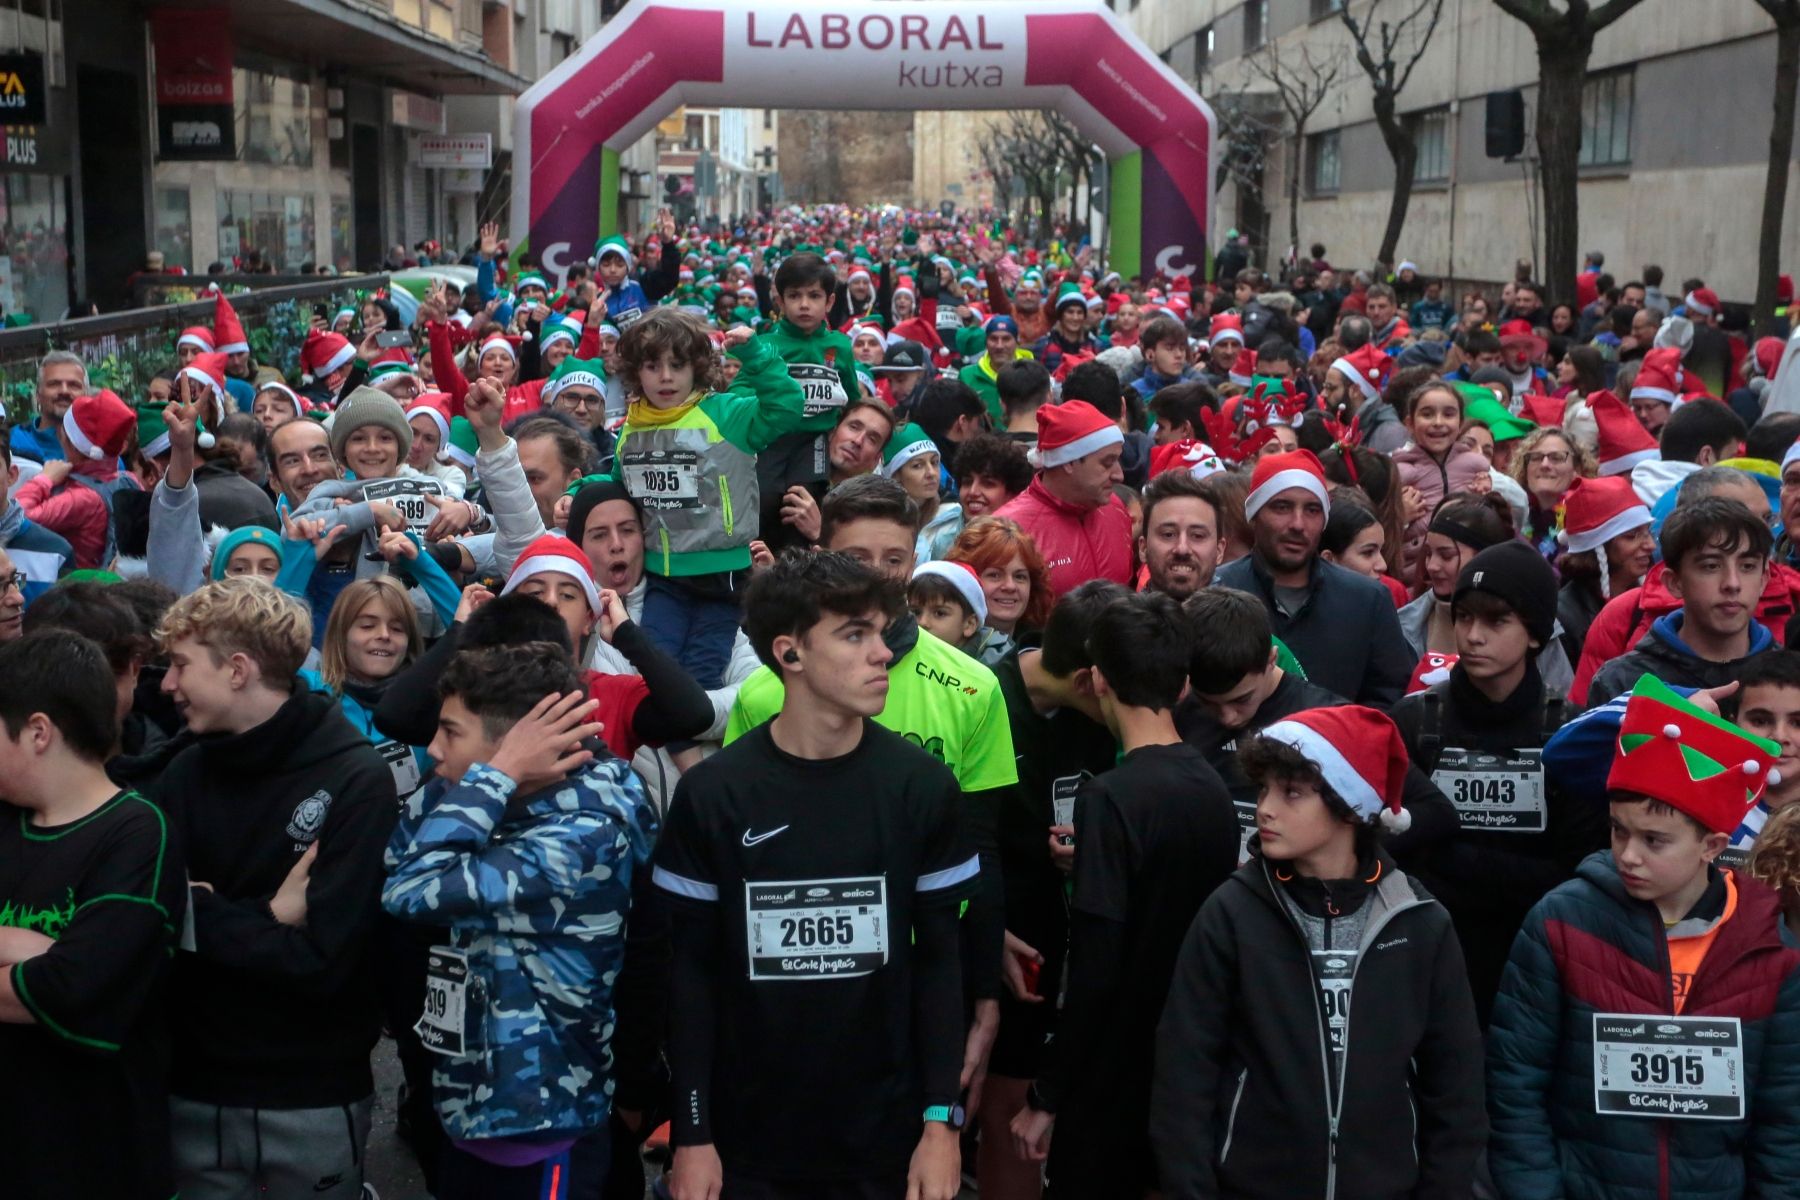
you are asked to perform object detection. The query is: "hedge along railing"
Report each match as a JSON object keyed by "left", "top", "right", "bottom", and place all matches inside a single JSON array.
[{"left": 0, "top": 275, "right": 391, "bottom": 427}]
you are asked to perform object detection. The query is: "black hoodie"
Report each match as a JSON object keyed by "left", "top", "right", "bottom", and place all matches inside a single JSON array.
[{"left": 164, "top": 687, "right": 397, "bottom": 1107}]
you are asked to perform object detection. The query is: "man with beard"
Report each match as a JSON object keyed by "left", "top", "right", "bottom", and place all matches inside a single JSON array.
[
  {"left": 763, "top": 397, "right": 896, "bottom": 554},
  {"left": 1214, "top": 449, "right": 1413, "bottom": 706},
  {"left": 1012, "top": 276, "right": 1050, "bottom": 344},
  {"left": 12, "top": 351, "right": 86, "bottom": 464},
  {"left": 1139, "top": 471, "right": 1222, "bottom": 600}
]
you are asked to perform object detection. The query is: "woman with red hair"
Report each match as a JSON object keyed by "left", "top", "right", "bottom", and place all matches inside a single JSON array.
[{"left": 949, "top": 516, "right": 1054, "bottom": 664}]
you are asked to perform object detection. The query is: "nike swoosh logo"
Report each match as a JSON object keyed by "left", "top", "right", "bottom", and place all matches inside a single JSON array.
[{"left": 742, "top": 825, "right": 789, "bottom": 847}]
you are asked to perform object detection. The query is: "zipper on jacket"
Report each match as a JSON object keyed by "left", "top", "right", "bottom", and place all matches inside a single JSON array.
[
  {"left": 1219, "top": 1068, "right": 1248, "bottom": 1165},
  {"left": 720, "top": 475, "right": 733, "bottom": 537}
]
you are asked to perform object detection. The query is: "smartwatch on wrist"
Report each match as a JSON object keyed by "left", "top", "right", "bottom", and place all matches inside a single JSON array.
[{"left": 923, "top": 1103, "right": 966, "bottom": 1130}]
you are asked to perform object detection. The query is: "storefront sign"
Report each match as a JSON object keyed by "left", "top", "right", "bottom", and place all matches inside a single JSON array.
[
  {"left": 0, "top": 55, "right": 47, "bottom": 126},
  {"left": 151, "top": 9, "right": 236, "bottom": 160},
  {"left": 3, "top": 127, "right": 40, "bottom": 167},
  {"left": 389, "top": 89, "right": 445, "bottom": 133},
  {"left": 418, "top": 133, "right": 492, "bottom": 169}
]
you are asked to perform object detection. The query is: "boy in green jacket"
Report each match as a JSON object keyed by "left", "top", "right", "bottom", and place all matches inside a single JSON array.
[
  {"left": 756, "top": 253, "right": 863, "bottom": 545},
  {"left": 614, "top": 309, "right": 807, "bottom": 689}
]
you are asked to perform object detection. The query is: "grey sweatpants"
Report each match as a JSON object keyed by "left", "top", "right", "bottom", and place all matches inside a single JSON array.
[{"left": 170, "top": 1094, "right": 373, "bottom": 1200}]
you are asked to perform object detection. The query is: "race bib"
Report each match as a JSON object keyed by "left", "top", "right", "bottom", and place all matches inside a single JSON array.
[
  {"left": 789, "top": 363, "right": 848, "bottom": 418},
  {"left": 1313, "top": 949, "right": 1357, "bottom": 1053},
  {"left": 1593, "top": 1014, "right": 1743, "bottom": 1119},
  {"left": 1433, "top": 747, "right": 1547, "bottom": 833},
  {"left": 745, "top": 876, "right": 888, "bottom": 980},
  {"left": 935, "top": 306, "right": 962, "bottom": 332},
  {"left": 1051, "top": 773, "right": 1088, "bottom": 828},
  {"left": 1233, "top": 800, "right": 1257, "bottom": 865},
  {"left": 361, "top": 476, "right": 446, "bottom": 533},
  {"left": 415, "top": 947, "right": 470, "bottom": 1057},
  {"left": 622, "top": 449, "right": 702, "bottom": 509},
  {"left": 378, "top": 739, "right": 421, "bottom": 798}
]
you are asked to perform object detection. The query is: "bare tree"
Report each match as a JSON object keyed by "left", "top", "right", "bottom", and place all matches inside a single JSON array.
[
  {"left": 1753, "top": 0, "right": 1800, "bottom": 326},
  {"left": 1244, "top": 40, "right": 1342, "bottom": 269},
  {"left": 975, "top": 112, "right": 1100, "bottom": 241},
  {"left": 1338, "top": 0, "right": 1447, "bottom": 266},
  {"left": 1491, "top": 0, "right": 1647, "bottom": 303}
]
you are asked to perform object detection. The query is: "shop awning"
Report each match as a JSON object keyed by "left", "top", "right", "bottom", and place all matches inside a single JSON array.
[{"left": 209, "top": 0, "right": 530, "bottom": 96}]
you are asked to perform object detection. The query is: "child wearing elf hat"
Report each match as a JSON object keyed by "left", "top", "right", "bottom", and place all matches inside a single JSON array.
[
  {"left": 1489, "top": 673, "right": 1800, "bottom": 1198},
  {"left": 16, "top": 389, "right": 143, "bottom": 569},
  {"left": 1152, "top": 702, "right": 1487, "bottom": 1197}
]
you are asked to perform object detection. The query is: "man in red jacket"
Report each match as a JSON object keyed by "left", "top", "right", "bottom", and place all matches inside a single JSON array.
[{"left": 996, "top": 400, "right": 1132, "bottom": 597}]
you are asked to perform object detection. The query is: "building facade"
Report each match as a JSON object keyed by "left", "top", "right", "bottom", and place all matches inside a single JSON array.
[{"left": 1121, "top": 0, "right": 1800, "bottom": 299}]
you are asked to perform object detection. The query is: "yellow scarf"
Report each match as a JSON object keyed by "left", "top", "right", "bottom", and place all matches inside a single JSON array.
[{"left": 626, "top": 390, "right": 706, "bottom": 426}]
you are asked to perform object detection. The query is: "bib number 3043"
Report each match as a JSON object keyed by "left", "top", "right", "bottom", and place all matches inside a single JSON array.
[
  {"left": 746, "top": 876, "right": 887, "bottom": 981},
  {"left": 1593, "top": 1013, "right": 1743, "bottom": 1119}
]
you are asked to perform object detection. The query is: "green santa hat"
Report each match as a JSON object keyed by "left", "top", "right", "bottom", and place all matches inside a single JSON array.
[
  {"left": 1052, "top": 281, "right": 1088, "bottom": 314},
  {"left": 881, "top": 423, "right": 940, "bottom": 478},
  {"left": 543, "top": 356, "right": 608, "bottom": 407},
  {"left": 444, "top": 416, "right": 479, "bottom": 471},
  {"left": 593, "top": 234, "right": 635, "bottom": 272},
  {"left": 136, "top": 401, "right": 210, "bottom": 458}
]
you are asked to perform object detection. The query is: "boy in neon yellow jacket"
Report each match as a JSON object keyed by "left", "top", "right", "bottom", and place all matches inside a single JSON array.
[{"left": 614, "top": 309, "right": 807, "bottom": 689}]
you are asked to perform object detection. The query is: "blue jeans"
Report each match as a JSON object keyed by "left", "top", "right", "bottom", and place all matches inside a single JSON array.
[{"left": 640, "top": 573, "right": 740, "bottom": 691}]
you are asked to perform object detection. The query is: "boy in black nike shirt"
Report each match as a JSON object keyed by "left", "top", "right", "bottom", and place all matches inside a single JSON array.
[
  {"left": 1012, "top": 592, "right": 1239, "bottom": 1197},
  {"left": 0, "top": 630, "right": 187, "bottom": 1199},
  {"left": 657, "top": 551, "right": 978, "bottom": 1200}
]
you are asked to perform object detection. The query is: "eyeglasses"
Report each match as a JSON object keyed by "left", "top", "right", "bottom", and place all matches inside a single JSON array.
[
  {"left": 1524, "top": 451, "right": 1571, "bottom": 466},
  {"left": 1, "top": 571, "right": 25, "bottom": 595}
]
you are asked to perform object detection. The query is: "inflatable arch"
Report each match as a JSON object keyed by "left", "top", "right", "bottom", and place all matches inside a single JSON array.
[{"left": 513, "top": 0, "right": 1216, "bottom": 285}]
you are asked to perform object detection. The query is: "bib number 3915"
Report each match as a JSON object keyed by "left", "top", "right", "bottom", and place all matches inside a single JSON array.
[
  {"left": 746, "top": 876, "right": 887, "bottom": 980},
  {"left": 1593, "top": 1013, "right": 1743, "bottom": 1119}
]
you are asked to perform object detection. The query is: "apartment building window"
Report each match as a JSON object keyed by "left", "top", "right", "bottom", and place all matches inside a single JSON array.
[
  {"left": 1579, "top": 68, "right": 1633, "bottom": 167},
  {"left": 1411, "top": 108, "right": 1450, "bottom": 182},
  {"left": 1244, "top": 0, "right": 1267, "bottom": 50},
  {"left": 1311, "top": 0, "right": 1345, "bottom": 17},
  {"left": 1308, "top": 130, "right": 1340, "bottom": 195},
  {"left": 1195, "top": 25, "right": 1213, "bottom": 76}
]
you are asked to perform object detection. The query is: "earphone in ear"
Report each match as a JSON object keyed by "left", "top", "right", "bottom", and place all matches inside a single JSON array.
[{"left": 782, "top": 649, "right": 799, "bottom": 664}]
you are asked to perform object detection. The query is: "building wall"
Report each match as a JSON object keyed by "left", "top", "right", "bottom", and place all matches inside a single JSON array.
[
  {"left": 1125, "top": 0, "right": 1800, "bottom": 299},
  {"left": 778, "top": 111, "right": 914, "bottom": 205},
  {"left": 911, "top": 111, "right": 1009, "bottom": 211}
]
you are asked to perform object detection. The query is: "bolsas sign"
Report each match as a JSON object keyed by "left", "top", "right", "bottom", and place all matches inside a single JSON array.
[
  {"left": 0, "top": 55, "right": 46, "bottom": 126},
  {"left": 150, "top": 8, "right": 237, "bottom": 160},
  {"left": 513, "top": 0, "right": 1214, "bottom": 285}
]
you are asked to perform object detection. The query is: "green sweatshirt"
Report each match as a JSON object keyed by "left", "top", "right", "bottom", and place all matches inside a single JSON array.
[
  {"left": 614, "top": 335, "right": 807, "bottom": 577},
  {"left": 757, "top": 317, "right": 862, "bottom": 434}
]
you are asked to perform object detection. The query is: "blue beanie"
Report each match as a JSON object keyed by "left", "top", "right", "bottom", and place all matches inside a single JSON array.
[
  {"left": 211, "top": 525, "right": 282, "bottom": 581},
  {"left": 985, "top": 315, "right": 1019, "bottom": 338}
]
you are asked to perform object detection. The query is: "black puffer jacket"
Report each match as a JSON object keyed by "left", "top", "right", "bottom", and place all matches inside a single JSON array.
[{"left": 1152, "top": 852, "right": 1487, "bottom": 1199}]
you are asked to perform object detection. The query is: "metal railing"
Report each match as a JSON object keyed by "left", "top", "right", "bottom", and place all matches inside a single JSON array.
[{"left": 0, "top": 275, "right": 390, "bottom": 425}]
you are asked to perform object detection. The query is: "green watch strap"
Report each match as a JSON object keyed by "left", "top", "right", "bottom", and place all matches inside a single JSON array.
[{"left": 923, "top": 1105, "right": 953, "bottom": 1123}]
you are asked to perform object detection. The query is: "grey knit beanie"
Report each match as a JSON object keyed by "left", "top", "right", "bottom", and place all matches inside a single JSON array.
[{"left": 329, "top": 386, "right": 414, "bottom": 463}]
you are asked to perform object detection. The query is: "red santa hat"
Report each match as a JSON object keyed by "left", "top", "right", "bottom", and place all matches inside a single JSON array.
[
  {"left": 1228, "top": 348, "right": 1258, "bottom": 388},
  {"left": 1329, "top": 343, "right": 1391, "bottom": 404},
  {"left": 1631, "top": 347, "right": 1687, "bottom": 410},
  {"left": 1518, "top": 393, "right": 1567, "bottom": 428},
  {"left": 61, "top": 389, "right": 136, "bottom": 461},
  {"left": 212, "top": 292, "right": 249, "bottom": 355},
  {"left": 911, "top": 560, "right": 988, "bottom": 625},
  {"left": 1257, "top": 705, "right": 1413, "bottom": 832},
  {"left": 1684, "top": 287, "right": 1721, "bottom": 318},
  {"left": 1559, "top": 475, "right": 1652, "bottom": 555},
  {"left": 404, "top": 395, "right": 453, "bottom": 456},
  {"left": 1588, "top": 388, "right": 1660, "bottom": 476},
  {"left": 177, "top": 325, "right": 215, "bottom": 355},
  {"left": 301, "top": 329, "right": 356, "bottom": 380},
  {"left": 1245, "top": 448, "right": 1331, "bottom": 520},
  {"left": 176, "top": 351, "right": 229, "bottom": 406},
  {"left": 1031, "top": 399, "right": 1124, "bottom": 469},
  {"left": 1497, "top": 319, "right": 1547, "bottom": 360},
  {"left": 501, "top": 532, "right": 601, "bottom": 615},
  {"left": 1607, "top": 674, "right": 1782, "bottom": 834},
  {"left": 479, "top": 332, "right": 523, "bottom": 362},
  {"left": 1208, "top": 313, "right": 1245, "bottom": 346}
]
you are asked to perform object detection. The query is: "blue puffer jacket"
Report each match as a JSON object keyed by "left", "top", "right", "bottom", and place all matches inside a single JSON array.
[
  {"left": 381, "top": 758, "right": 656, "bottom": 1141},
  {"left": 1487, "top": 852, "right": 1800, "bottom": 1200}
]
